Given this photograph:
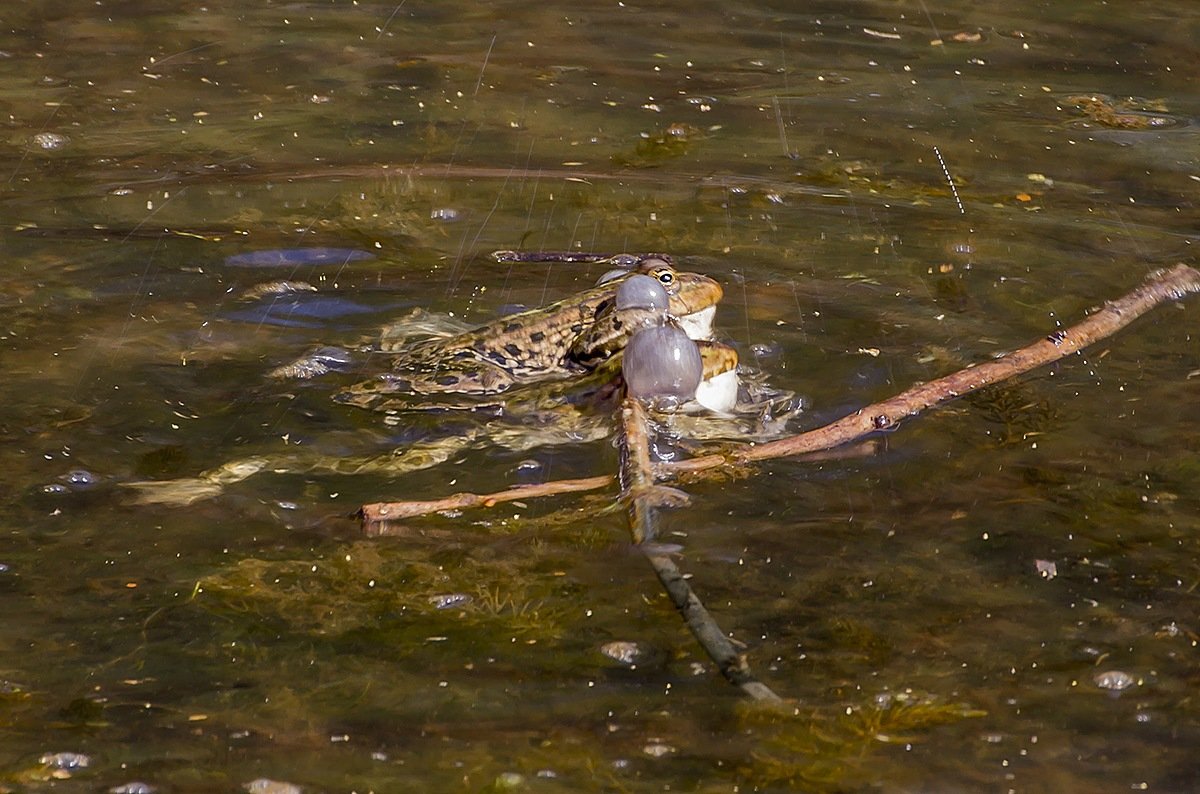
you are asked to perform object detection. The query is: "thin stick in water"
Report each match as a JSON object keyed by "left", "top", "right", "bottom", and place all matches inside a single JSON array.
[{"left": 620, "top": 398, "right": 785, "bottom": 702}]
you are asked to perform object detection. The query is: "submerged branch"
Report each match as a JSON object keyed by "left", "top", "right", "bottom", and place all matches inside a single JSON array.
[
  {"left": 360, "top": 475, "right": 612, "bottom": 535},
  {"left": 620, "top": 398, "right": 784, "bottom": 702}
]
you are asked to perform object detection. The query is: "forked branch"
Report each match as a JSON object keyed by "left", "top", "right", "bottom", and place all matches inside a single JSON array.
[{"left": 362, "top": 264, "right": 1200, "bottom": 523}]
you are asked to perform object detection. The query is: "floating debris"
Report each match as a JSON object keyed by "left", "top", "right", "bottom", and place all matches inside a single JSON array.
[
  {"left": 642, "top": 742, "right": 676, "bottom": 758},
  {"left": 40, "top": 751, "right": 90, "bottom": 770},
  {"left": 428, "top": 593, "right": 473, "bottom": 610},
  {"left": 1034, "top": 559, "right": 1058, "bottom": 579},
  {"left": 238, "top": 280, "right": 318, "bottom": 301},
  {"left": 30, "top": 132, "right": 70, "bottom": 150},
  {"left": 109, "top": 782, "right": 157, "bottom": 794},
  {"left": 1062, "top": 94, "right": 1186, "bottom": 130},
  {"left": 244, "top": 779, "right": 302, "bottom": 794},
  {"left": 268, "top": 347, "right": 355, "bottom": 379},
  {"left": 62, "top": 469, "right": 99, "bottom": 489},
  {"left": 600, "top": 640, "right": 669, "bottom": 671},
  {"left": 485, "top": 772, "right": 525, "bottom": 791},
  {"left": 1094, "top": 670, "right": 1136, "bottom": 692},
  {"left": 600, "top": 641, "right": 645, "bottom": 666}
]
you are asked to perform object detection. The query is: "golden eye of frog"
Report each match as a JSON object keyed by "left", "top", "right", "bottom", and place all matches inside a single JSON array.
[{"left": 348, "top": 258, "right": 722, "bottom": 399}]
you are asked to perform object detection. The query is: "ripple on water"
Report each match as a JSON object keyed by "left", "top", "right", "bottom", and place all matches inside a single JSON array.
[
  {"left": 225, "top": 297, "right": 377, "bottom": 328},
  {"left": 510, "top": 458, "right": 545, "bottom": 483},
  {"left": 224, "top": 248, "right": 375, "bottom": 268}
]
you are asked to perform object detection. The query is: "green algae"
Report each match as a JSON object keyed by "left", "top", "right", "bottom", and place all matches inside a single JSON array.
[
  {"left": 740, "top": 691, "right": 986, "bottom": 790},
  {"left": 195, "top": 540, "right": 573, "bottom": 642}
]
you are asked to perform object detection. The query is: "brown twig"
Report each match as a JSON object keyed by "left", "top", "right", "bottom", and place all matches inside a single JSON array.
[
  {"left": 619, "top": 398, "right": 785, "bottom": 702},
  {"left": 360, "top": 264, "right": 1199, "bottom": 522},
  {"left": 735, "top": 263, "right": 1200, "bottom": 463},
  {"left": 360, "top": 475, "right": 612, "bottom": 536},
  {"left": 356, "top": 265, "right": 1198, "bottom": 700}
]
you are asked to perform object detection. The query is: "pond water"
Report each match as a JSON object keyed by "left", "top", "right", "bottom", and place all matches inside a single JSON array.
[{"left": 2, "top": 1, "right": 1199, "bottom": 791}]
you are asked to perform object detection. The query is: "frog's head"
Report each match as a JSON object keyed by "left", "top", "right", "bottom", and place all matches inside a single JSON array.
[
  {"left": 667, "top": 270, "right": 722, "bottom": 340},
  {"left": 625, "top": 259, "right": 723, "bottom": 340}
]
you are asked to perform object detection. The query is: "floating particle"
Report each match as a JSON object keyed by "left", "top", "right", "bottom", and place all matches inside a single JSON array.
[
  {"left": 429, "top": 593, "right": 472, "bottom": 610},
  {"left": 1094, "top": 670, "right": 1136, "bottom": 692},
  {"left": 30, "top": 132, "right": 70, "bottom": 150},
  {"left": 1035, "top": 560, "right": 1057, "bottom": 579}
]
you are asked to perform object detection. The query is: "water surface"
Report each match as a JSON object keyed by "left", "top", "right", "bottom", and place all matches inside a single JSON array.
[{"left": 2, "top": 1, "right": 1199, "bottom": 791}]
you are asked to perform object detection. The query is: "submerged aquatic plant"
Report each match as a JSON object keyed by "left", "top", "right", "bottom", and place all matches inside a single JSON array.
[
  {"left": 194, "top": 540, "right": 573, "bottom": 641},
  {"left": 739, "top": 690, "right": 986, "bottom": 789},
  {"left": 964, "top": 379, "right": 1062, "bottom": 447}
]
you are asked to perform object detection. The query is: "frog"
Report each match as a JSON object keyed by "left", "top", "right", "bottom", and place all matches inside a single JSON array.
[
  {"left": 125, "top": 256, "right": 802, "bottom": 508},
  {"left": 337, "top": 256, "right": 723, "bottom": 406}
]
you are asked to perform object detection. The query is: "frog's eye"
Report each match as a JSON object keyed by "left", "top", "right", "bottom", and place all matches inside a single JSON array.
[{"left": 654, "top": 268, "right": 676, "bottom": 288}]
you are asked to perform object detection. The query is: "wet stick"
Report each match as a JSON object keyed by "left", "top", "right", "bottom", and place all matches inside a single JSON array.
[
  {"left": 360, "top": 475, "right": 612, "bottom": 535},
  {"left": 361, "top": 264, "right": 1199, "bottom": 520},
  {"left": 619, "top": 398, "right": 784, "bottom": 702},
  {"left": 734, "top": 263, "right": 1200, "bottom": 463}
]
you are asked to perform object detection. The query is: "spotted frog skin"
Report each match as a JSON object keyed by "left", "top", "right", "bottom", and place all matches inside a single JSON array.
[{"left": 345, "top": 257, "right": 722, "bottom": 398}]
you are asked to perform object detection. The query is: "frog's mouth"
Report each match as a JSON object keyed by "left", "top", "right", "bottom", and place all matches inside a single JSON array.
[{"left": 677, "top": 304, "right": 716, "bottom": 341}]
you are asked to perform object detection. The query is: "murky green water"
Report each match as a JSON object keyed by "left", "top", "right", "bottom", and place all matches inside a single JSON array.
[{"left": 2, "top": 1, "right": 1199, "bottom": 791}]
